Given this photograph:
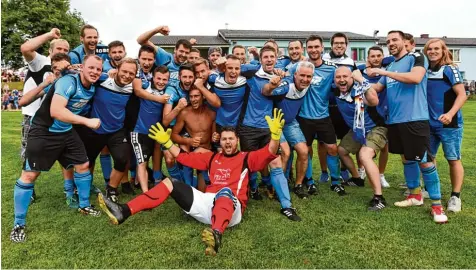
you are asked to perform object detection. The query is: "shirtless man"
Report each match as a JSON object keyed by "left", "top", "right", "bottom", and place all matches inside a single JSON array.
[
  {"left": 172, "top": 88, "right": 216, "bottom": 191},
  {"left": 172, "top": 88, "right": 216, "bottom": 151}
]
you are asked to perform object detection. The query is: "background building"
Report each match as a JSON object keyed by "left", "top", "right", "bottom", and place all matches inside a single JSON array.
[{"left": 151, "top": 29, "right": 476, "bottom": 81}]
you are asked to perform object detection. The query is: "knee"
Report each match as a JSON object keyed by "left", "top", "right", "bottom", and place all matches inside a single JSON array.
[
  {"left": 359, "top": 147, "right": 374, "bottom": 161},
  {"left": 327, "top": 144, "right": 338, "bottom": 155},
  {"left": 269, "top": 156, "right": 282, "bottom": 168},
  {"left": 337, "top": 146, "right": 347, "bottom": 157},
  {"left": 113, "top": 155, "right": 128, "bottom": 172},
  {"left": 296, "top": 145, "right": 308, "bottom": 161},
  {"left": 20, "top": 171, "right": 39, "bottom": 183},
  {"left": 448, "top": 159, "right": 462, "bottom": 167},
  {"left": 75, "top": 162, "right": 90, "bottom": 173}
]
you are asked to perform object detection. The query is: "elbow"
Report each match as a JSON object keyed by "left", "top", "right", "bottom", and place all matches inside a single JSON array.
[{"left": 20, "top": 43, "right": 29, "bottom": 54}]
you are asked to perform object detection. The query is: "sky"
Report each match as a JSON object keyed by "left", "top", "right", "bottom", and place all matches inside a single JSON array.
[{"left": 70, "top": 0, "right": 476, "bottom": 57}]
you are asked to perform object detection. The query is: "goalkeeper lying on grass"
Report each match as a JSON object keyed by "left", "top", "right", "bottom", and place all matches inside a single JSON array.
[{"left": 98, "top": 109, "right": 285, "bottom": 255}]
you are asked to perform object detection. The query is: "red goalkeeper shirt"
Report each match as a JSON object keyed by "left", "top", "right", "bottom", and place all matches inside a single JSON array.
[{"left": 175, "top": 144, "right": 277, "bottom": 210}]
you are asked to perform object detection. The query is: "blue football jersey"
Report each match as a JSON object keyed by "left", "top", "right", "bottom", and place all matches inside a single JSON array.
[
  {"left": 378, "top": 52, "right": 429, "bottom": 124},
  {"left": 288, "top": 60, "right": 336, "bottom": 120},
  {"left": 427, "top": 65, "right": 463, "bottom": 128},
  {"left": 90, "top": 77, "right": 133, "bottom": 134},
  {"left": 69, "top": 44, "right": 109, "bottom": 65},
  {"left": 334, "top": 86, "right": 384, "bottom": 131},
  {"left": 240, "top": 67, "right": 275, "bottom": 128},
  {"left": 32, "top": 74, "right": 95, "bottom": 132},
  {"left": 273, "top": 77, "right": 310, "bottom": 124},
  {"left": 165, "top": 82, "right": 189, "bottom": 126},
  {"left": 209, "top": 73, "right": 247, "bottom": 127},
  {"left": 134, "top": 86, "right": 166, "bottom": 134},
  {"left": 155, "top": 47, "right": 181, "bottom": 84}
]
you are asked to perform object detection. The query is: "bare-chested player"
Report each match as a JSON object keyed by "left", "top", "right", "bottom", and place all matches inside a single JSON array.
[{"left": 172, "top": 88, "right": 216, "bottom": 190}]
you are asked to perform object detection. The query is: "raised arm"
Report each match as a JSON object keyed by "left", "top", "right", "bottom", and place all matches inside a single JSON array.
[
  {"left": 162, "top": 97, "right": 188, "bottom": 127},
  {"left": 369, "top": 54, "right": 426, "bottom": 84},
  {"left": 194, "top": 78, "right": 221, "bottom": 107},
  {"left": 21, "top": 28, "right": 61, "bottom": 62},
  {"left": 136, "top": 25, "right": 170, "bottom": 51}
]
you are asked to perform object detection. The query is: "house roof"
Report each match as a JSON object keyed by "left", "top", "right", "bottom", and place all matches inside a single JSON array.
[
  {"left": 150, "top": 35, "right": 229, "bottom": 47},
  {"left": 377, "top": 37, "right": 476, "bottom": 47},
  {"left": 218, "top": 29, "right": 376, "bottom": 41}
]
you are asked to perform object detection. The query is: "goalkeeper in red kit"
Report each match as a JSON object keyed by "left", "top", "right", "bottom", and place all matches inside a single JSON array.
[{"left": 98, "top": 109, "right": 285, "bottom": 256}]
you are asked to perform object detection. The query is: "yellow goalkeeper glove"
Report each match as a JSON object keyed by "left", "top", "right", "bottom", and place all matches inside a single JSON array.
[
  {"left": 265, "top": 108, "right": 285, "bottom": 141},
  {"left": 148, "top": 122, "right": 173, "bottom": 149}
]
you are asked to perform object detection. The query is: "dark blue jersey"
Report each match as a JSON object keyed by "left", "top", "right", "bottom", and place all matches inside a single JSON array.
[
  {"left": 378, "top": 52, "right": 429, "bottom": 124},
  {"left": 90, "top": 77, "right": 133, "bottom": 134},
  {"left": 239, "top": 67, "right": 275, "bottom": 128},
  {"left": 334, "top": 85, "right": 384, "bottom": 132},
  {"left": 273, "top": 77, "right": 310, "bottom": 124},
  {"left": 357, "top": 63, "right": 389, "bottom": 120},
  {"left": 209, "top": 73, "right": 247, "bottom": 127},
  {"left": 32, "top": 74, "right": 95, "bottom": 132},
  {"left": 134, "top": 86, "right": 166, "bottom": 134},
  {"left": 427, "top": 65, "right": 463, "bottom": 128},
  {"left": 289, "top": 60, "right": 336, "bottom": 120},
  {"left": 69, "top": 44, "right": 109, "bottom": 65}
]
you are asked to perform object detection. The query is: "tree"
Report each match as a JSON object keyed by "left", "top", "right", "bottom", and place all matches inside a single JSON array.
[{"left": 1, "top": 0, "right": 85, "bottom": 68}]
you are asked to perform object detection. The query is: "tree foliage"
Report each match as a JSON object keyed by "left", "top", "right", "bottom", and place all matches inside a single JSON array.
[{"left": 1, "top": 0, "right": 85, "bottom": 68}]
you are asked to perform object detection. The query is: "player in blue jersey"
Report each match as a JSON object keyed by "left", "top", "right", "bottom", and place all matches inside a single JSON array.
[
  {"left": 96, "top": 40, "right": 128, "bottom": 190},
  {"left": 103, "top": 40, "right": 126, "bottom": 73},
  {"left": 77, "top": 58, "right": 138, "bottom": 203},
  {"left": 137, "top": 25, "right": 192, "bottom": 85},
  {"left": 262, "top": 61, "right": 315, "bottom": 199},
  {"left": 131, "top": 65, "right": 171, "bottom": 193},
  {"left": 248, "top": 39, "right": 292, "bottom": 71},
  {"left": 424, "top": 38, "right": 467, "bottom": 213},
  {"left": 369, "top": 30, "right": 447, "bottom": 224},
  {"left": 333, "top": 67, "right": 388, "bottom": 210},
  {"left": 162, "top": 64, "right": 195, "bottom": 182},
  {"left": 10, "top": 55, "right": 104, "bottom": 243},
  {"left": 239, "top": 45, "right": 300, "bottom": 221},
  {"left": 357, "top": 46, "right": 391, "bottom": 188},
  {"left": 191, "top": 58, "right": 221, "bottom": 108},
  {"left": 290, "top": 35, "right": 345, "bottom": 196},
  {"left": 321, "top": 33, "right": 360, "bottom": 183},
  {"left": 69, "top": 25, "right": 109, "bottom": 66},
  {"left": 126, "top": 45, "right": 166, "bottom": 187},
  {"left": 208, "top": 55, "right": 247, "bottom": 130}
]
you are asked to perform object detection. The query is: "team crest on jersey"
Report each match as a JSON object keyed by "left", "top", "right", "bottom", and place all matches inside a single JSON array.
[{"left": 310, "top": 75, "right": 323, "bottom": 85}]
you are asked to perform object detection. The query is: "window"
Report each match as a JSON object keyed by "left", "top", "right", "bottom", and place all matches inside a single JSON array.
[
  {"left": 351, "top": 48, "right": 366, "bottom": 61},
  {"left": 460, "top": 71, "right": 465, "bottom": 80},
  {"left": 449, "top": 49, "right": 461, "bottom": 62}
]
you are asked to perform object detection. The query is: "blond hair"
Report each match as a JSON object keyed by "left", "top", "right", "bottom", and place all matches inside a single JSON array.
[
  {"left": 49, "top": 39, "right": 69, "bottom": 50},
  {"left": 423, "top": 39, "right": 455, "bottom": 67}
]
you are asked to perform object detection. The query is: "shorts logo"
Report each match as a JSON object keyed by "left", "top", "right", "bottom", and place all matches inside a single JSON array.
[
  {"left": 123, "top": 138, "right": 127, "bottom": 143},
  {"left": 415, "top": 156, "right": 420, "bottom": 161}
]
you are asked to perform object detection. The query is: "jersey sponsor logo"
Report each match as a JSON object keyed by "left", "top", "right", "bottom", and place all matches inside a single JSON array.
[
  {"left": 214, "top": 168, "right": 231, "bottom": 184},
  {"left": 310, "top": 75, "right": 323, "bottom": 86},
  {"left": 71, "top": 99, "right": 90, "bottom": 109},
  {"left": 95, "top": 48, "right": 109, "bottom": 54},
  {"left": 169, "top": 71, "right": 179, "bottom": 81}
]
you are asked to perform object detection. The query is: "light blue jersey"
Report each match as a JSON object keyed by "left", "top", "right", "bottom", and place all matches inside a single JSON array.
[{"left": 378, "top": 52, "right": 429, "bottom": 124}]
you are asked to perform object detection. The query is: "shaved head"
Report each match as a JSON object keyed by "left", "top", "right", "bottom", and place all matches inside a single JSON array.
[{"left": 335, "top": 66, "right": 352, "bottom": 77}]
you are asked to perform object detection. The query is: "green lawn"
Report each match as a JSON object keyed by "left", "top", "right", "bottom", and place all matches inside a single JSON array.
[{"left": 1, "top": 104, "right": 476, "bottom": 269}]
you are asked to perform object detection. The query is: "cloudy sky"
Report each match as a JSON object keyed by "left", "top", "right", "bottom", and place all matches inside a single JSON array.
[{"left": 70, "top": 0, "right": 475, "bottom": 56}]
